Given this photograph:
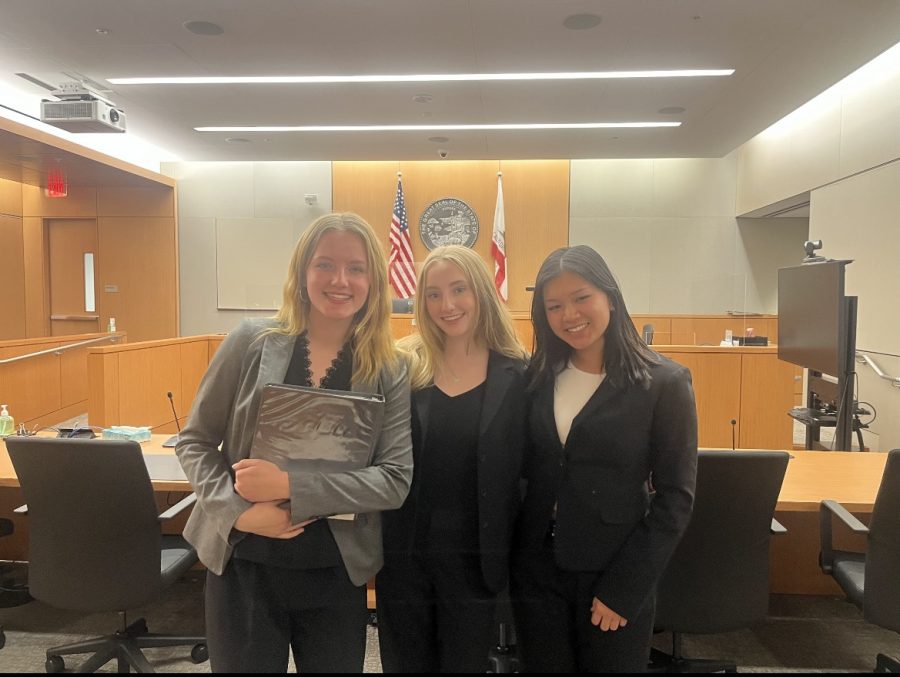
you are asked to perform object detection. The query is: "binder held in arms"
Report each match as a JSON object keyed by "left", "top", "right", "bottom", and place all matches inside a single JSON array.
[{"left": 249, "top": 383, "right": 385, "bottom": 520}]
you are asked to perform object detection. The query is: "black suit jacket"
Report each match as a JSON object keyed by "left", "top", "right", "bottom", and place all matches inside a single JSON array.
[
  {"left": 382, "top": 351, "right": 528, "bottom": 593},
  {"left": 515, "top": 355, "right": 697, "bottom": 620}
]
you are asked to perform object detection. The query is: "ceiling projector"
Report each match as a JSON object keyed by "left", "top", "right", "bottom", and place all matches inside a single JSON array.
[{"left": 40, "top": 82, "right": 127, "bottom": 133}]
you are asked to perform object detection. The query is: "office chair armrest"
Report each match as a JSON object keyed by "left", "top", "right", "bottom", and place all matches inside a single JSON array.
[
  {"left": 821, "top": 499, "right": 868, "bottom": 533},
  {"left": 770, "top": 518, "right": 787, "bottom": 535},
  {"left": 13, "top": 504, "right": 28, "bottom": 515},
  {"left": 819, "top": 499, "right": 868, "bottom": 574},
  {"left": 158, "top": 493, "right": 197, "bottom": 522}
]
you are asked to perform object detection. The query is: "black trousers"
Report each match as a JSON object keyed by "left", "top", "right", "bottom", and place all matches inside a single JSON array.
[
  {"left": 376, "top": 550, "right": 498, "bottom": 673},
  {"left": 205, "top": 557, "right": 368, "bottom": 673},
  {"left": 511, "top": 536, "right": 654, "bottom": 673}
]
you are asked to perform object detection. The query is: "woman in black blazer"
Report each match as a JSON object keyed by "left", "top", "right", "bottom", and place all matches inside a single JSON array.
[
  {"left": 377, "top": 245, "right": 529, "bottom": 673},
  {"left": 512, "top": 245, "right": 698, "bottom": 673}
]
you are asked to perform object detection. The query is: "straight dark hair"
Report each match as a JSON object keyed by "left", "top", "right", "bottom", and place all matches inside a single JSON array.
[{"left": 527, "top": 245, "right": 658, "bottom": 392}]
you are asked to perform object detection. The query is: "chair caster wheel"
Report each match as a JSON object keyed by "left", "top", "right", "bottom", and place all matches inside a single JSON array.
[
  {"left": 191, "top": 643, "right": 209, "bottom": 664},
  {"left": 45, "top": 655, "right": 65, "bottom": 673}
]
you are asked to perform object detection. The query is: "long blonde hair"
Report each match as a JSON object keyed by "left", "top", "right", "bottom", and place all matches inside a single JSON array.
[
  {"left": 399, "top": 245, "right": 526, "bottom": 390},
  {"left": 271, "top": 212, "right": 396, "bottom": 386}
]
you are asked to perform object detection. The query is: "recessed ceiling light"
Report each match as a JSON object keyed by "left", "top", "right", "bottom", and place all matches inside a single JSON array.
[
  {"left": 96, "top": 28, "right": 111, "bottom": 35},
  {"left": 658, "top": 106, "right": 686, "bottom": 115},
  {"left": 183, "top": 21, "right": 224, "bottom": 36},
  {"left": 412, "top": 94, "right": 433, "bottom": 104},
  {"left": 197, "top": 122, "right": 681, "bottom": 133},
  {"left": 225, "top": 137, "right": 251, "bottom": 143},
  {"left": 109, "top": 69, "right": 733, "bottom": 85},
  {"left": 427, "top": 136, "right": 450, "bottom": 143},
  {"left": 563, "top": 14, "right": 602, "bottom": 30}
]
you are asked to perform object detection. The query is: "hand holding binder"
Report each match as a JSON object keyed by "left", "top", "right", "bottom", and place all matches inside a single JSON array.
[{"left": 248, "top": 383, "right": 386, "bottom": 519}]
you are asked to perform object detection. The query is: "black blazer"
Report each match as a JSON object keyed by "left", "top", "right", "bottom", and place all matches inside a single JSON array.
[
  {"left": 515, "top": 355, "right": 697, "bottom": 620},
  {"left": 382, "top": 351, "right": 528, "bottom": 593}
]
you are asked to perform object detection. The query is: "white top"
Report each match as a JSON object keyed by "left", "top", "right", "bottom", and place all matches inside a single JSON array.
[{"left": 554, "top": 361, "right": 606, "bottom": 445}]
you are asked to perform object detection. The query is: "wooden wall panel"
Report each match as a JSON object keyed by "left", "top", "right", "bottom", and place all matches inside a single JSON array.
[
  {"left": 332, "top": 160, "right": 569, "bottom": 313},
  {"left": 389, "top": 315, "right": 414, "bottom": 340},
  {"left": 87, "top": 351, "right": 120, "bottom": 428},
  {"left": 59, "top": 345, "right": 89, "bottom": 407},
  {"left": 180, "top": 340, "right": 211, "bottom": 421},
  {"left": 500, "top": 160, "right": 569, "bottom": 310},
  {"left": 332, "top": 161, "right": 398, "bottom": 230},
  {"left": 671, "top": 316, "right": 777, "bottom": 346},
  {"left": 661, "top": 350, "right": 742, "bottom": 448},
  {"left": 0, "top": 215, "right": 26, "bottom": 340},
  {"left": 0, "top": 344, "right": 62, "bottom": 423},
  {"left": 116, "top": 344, "right": 181, "bottom": 428},
  {"left": 98, "top": 216, "right": 178, "bottom": 342},
  {"left": 0, "top": 177, "right": 23, "bottom": 216},
  {"left": 97, "top": 185, "right": 175, "bottom": 218},
  {"left": 739, "top": 353, "right": 796, "bottom": 449},
  {"left": 22, "top": 216, "right": 50, "bottom": 337},
  {"left": 631, "top": 315, "right": 673, "bottom": 345},
  {"left": 21, "top": 183, "right": 97, "bottom": 217}
]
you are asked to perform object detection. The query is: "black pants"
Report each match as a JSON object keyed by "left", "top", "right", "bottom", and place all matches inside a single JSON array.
[
  {"left": 376, "top": 550, "right": 498, "bottom": 673},
  {"left": 205, "top": 558, "right": 368, "bottom": 673},
  {"left": 511, "top": 538, "right": 654, "bottom": 673}
]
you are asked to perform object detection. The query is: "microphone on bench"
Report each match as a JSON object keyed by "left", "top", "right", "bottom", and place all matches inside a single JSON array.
[{"left": 163, "top": 391, "right": 181, "bottom": 448}]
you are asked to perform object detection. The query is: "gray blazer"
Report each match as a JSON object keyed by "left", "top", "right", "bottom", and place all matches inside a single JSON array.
[{"left": 176, "top": 318, "right": 413, "bottom": 585}]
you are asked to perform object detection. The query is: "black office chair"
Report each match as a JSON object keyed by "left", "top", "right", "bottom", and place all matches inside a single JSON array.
[
  {"left": 649, "top": 450, "right": 790, "bottom": 673},
  {"left": 6, "top": 436, "right": 208, "bottom": 673},
  {"left": 819, "top": 448, "right": 900, "bottom": 673}
]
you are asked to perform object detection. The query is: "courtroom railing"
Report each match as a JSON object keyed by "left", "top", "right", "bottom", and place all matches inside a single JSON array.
[{"left": 0, "top": 332, "right": 126, "bottom": 430}]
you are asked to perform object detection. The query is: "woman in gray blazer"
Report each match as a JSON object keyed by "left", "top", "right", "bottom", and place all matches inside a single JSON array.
[{"left": 176, "top": 213, "right": 413, "bottom": 673}]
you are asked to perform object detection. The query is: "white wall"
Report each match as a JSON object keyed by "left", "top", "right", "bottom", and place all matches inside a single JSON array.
[
  {"left": 737, "top": 42, "right": 900, "bottom": 215},
  {"left": 810, "top": 162, "right": 900, "bottom": 451},
  {"left": 570, "top": 155, "right": 807, "bottom": 314},
  {"left": 732, "top": 41, "right": 900, "bottom": 451},
  {"left": 161, "top": 161, "right": 332, "bottom": 335}
]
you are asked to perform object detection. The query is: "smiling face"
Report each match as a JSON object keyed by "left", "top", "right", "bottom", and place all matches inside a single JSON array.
[
  {"left": 304, "top": 230, "right": 371, "bottom": 329},
  {"left": 423, "top": 259, "right": 478, "bottom": 342},
  {"left": 542, "top": 270, "right": 612, "bottom": 366}
]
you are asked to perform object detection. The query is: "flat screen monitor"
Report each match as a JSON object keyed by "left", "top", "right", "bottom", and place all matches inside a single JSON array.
[{"left": 777, "top": 261, "right": 846, "bottom": 377}]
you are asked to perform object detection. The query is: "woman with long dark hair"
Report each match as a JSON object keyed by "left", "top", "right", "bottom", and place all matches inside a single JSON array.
[{"left": 512, "top": 245, "right": 698, "bottom": 673}]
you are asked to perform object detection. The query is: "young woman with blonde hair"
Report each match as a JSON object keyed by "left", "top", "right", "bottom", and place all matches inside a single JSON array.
[
  {"left": 176, "top": 212, "right": 413, "bottom": 672},
  {"left": 376, "top": 245, "right": 529, "bottom": 672}
]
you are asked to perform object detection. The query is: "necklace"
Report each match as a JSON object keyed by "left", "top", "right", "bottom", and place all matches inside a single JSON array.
[{"left": 444, "top": 364, "right": 461, "bottom": 383}]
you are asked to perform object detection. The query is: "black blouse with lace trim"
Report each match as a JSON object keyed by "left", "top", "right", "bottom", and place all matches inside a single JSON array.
[{"left": 233, "top": 332, "right": 354, "bottom": 569}]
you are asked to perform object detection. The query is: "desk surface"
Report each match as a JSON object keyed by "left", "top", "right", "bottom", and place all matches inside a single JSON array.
[
  {"left": 0, "top": 434, "right": 188, "bottom": 492},
  {"left": 0, "top": 439, "right": 888, "bottom": 510}
]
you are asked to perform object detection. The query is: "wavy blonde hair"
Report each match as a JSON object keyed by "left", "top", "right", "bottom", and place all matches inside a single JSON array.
[
  {"left": 399, "top": 245, "right": 526, "bottom": 390},
  {"left": 270, "top": 212, "right": 396, "bottom": 386}
]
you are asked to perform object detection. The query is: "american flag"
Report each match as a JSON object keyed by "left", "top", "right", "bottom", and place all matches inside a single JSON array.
[
  {"left": 388, "top": 177, "right": 416, "bottom": 299},
  {"left": 491, "top": 173, "right": 508, "bottom": 301}
]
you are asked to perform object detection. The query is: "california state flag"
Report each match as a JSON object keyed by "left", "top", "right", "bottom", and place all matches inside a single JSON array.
[{"left": 491, "top": 173, "right": 508, "bottom": 302}]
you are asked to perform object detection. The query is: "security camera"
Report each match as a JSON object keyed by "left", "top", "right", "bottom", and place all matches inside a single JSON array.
[{"left": 438, "top": 149, "right": 449, "bottom": 159}]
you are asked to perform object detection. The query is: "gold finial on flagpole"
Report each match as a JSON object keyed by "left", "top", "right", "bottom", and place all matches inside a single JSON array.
[
  {"left": 397, "top": 171, "right": 402, "bottom": 179},
  {"left": 497, "top": 171, "right": 502, "bottom": 178}
]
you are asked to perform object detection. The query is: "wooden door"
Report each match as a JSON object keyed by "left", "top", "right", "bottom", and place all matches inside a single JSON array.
[{"left": 47, "top": 219, "right": 100, "bottom": 336}]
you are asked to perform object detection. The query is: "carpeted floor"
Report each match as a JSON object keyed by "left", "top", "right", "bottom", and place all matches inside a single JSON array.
[{"left": 1, "top": 571, "right": 899, "bottom": 673}]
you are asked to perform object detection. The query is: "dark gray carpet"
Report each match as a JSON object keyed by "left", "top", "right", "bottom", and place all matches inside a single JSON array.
[{"left": 1, "top": 573, "right": 898, "bottom": 673}]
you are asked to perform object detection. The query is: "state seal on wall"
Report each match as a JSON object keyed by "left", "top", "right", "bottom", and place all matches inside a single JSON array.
[{"left": 418, "top": 198, "right": 479, "bottom": 250}]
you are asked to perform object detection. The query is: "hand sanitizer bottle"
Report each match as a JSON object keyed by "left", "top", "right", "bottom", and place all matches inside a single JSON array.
[
  {"left": 0, "top": 404, "right": 14, "bottom": 437},
  {"left": 108, "top": 317, "right": 116, "bottom": 333}
]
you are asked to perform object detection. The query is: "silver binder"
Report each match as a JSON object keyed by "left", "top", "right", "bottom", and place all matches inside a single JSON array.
[{"left": 249, "top": 383, "right": 385, "bottom": 475}]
